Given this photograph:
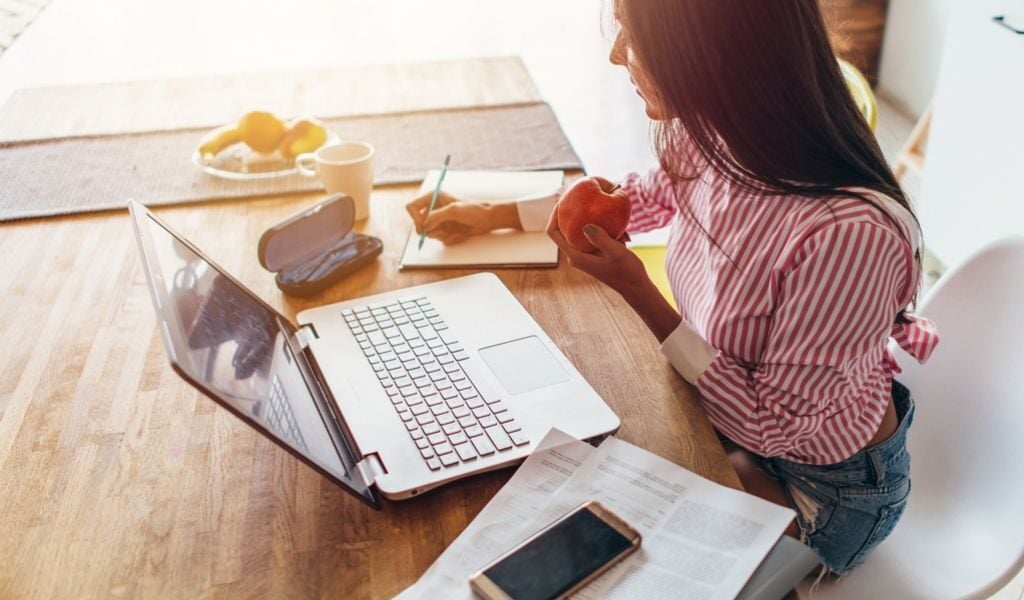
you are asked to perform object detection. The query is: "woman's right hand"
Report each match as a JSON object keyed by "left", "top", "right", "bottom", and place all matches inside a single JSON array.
[{"left": 405, "top": 192, "right": 519, "bottom": 246}]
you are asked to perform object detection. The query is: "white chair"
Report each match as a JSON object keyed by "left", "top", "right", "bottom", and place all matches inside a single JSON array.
[{"left": 799, "top": 236, "right": 1024, "bottom": 600}]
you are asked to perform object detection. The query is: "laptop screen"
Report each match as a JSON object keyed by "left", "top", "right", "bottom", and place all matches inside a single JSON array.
[{"left": 135, "top": 209, "right": 377, "bottom": 507}]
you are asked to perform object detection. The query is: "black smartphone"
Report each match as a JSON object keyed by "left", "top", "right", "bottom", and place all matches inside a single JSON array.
[{"left": 469, "top": 501, "right": 642, "bottom": 600}]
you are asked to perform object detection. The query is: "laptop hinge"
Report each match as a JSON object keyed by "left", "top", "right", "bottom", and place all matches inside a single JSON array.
[
  {"left": 294, "top": 323, "right": 319, "bottom": 349},
  {"left": 357, "top": 453, "right": 387, "bottom": 482}
]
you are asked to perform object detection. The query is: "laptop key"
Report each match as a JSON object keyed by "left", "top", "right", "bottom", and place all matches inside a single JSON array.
[
  {"left": 466, "top": 397, "right": 485, "bottom": 409},
  {"left": 426, "top": 457, "right": 441, "bottom": 471},
  {"left": 509, "top": 430, "right": 529, "bottom": 446},
  {"left": 470, "top": 435, "right": 495, "bottom": 456},
  {"left": 442, "top": 422, "right": 461, "bottom": 435},
  {"left": 453, "top": 351, "right": 470, "bottom": 362},
  {"left": 415, "top": 414, "right": 434, "bottom": 426},
  {"left": 496, "top": 412, "right": 514, "bottom": 424},
  {"left": 437, "top": 413, "right": 455, "bottom": 426},
  {"left": 454, "top": 443, "right": 477, "bottom": 461},
  {"left": 502, "top": 421, "right": 521, "bottom": 433},
  {"left": 427, "top": 432, "right": 447, "bottom": 445},
  {"left": 410, "top": 428, "right": 426, "bottom": 440},
  {"left": 430, "top": 405, "right": 450, "bottom": 417},
  {"left": 415, "top": 438, "right": 429, "bottom": 449},
  {"left": 420, "top": 447, "right": 435, "bottom": 459},
  {"left": 434, "top": 442, "right": 453, "bottom": 456},
  {"left": 485, "top": 426, "right": 513, "bottom": 451},
  {"left": 465, "top": 424, "right": 484, "bottom": 438},
  {"left": 458, "top": 416, "right": 476, "bottom": 428},
  {"left": 422, "top": 423, "right": 441, "bottom": 435},
  {"left": 453, "top": 406, "right": 471, "bottom": 419},
  {"left": 439, "top": 453, "right": 459, "bottom": 467},
  {"left": 479, "top": 415, "right": 498, "bottom": 429},
  {"left": 449, "top": 432, "right": 468, "bottom": 446},
  {"left": 472, "top": 406, "right": 490, "bottom": 419}
]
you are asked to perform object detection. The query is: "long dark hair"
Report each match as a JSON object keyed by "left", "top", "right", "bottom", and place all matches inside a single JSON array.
[{"left": 617, "top": 0, "right": 921, "bottom": 315}]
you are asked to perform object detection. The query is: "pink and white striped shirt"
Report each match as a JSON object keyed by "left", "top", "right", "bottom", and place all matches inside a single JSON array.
[{"left": 518, "top": 166, "right": 940, "bottom": 465}]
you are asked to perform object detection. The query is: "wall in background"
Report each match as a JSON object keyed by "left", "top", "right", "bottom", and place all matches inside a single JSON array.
[{"left": 877, "top": 0, "right": 952, "bottom": 118}]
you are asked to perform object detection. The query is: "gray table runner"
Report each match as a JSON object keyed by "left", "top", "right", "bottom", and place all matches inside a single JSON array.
[{"left": 0, "top": 102, "right": 583, "bottom": 221}]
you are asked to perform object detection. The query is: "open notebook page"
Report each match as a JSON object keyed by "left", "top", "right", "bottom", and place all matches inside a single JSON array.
[{"left": 398, "top": 170, "right": 563, "bottom": 269}]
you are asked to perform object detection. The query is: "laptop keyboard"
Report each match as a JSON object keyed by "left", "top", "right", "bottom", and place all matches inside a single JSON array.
[{"left": 342, "top": 296, "right": 529, "bottom": 470}]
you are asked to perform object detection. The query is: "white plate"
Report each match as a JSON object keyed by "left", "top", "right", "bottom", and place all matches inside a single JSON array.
[{"left": 191, "top": 130, "right": 338, "bottom": 180}]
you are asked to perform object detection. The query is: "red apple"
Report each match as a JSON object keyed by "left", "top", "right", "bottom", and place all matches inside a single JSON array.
[{"left": 556, "top": 177, "right": 631, "bottom": 252}]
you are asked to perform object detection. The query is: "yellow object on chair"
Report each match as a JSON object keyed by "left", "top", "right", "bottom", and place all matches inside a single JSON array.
[
  {"left": 839, "top": 59, "right": 878, "bottom": 131},
  {"left": 632, "top": 246, "right": 676, "bottom": 309}
]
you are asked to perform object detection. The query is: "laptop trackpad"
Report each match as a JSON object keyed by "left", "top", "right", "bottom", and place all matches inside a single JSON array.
[{"left": 479, "top": 336, "right": 570, "bottom": 395}]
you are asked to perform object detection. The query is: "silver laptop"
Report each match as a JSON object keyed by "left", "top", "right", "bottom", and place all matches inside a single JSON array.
[{"left": 129, "top": 201, "right": 619, "bottom": 508}]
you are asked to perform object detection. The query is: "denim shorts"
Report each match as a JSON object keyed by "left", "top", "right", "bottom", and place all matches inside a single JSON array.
[{"left": 749, "top": 380, "right": 914, "bottom": 575}]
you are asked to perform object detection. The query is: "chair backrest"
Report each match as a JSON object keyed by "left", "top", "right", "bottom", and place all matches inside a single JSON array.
[{"left": 890, "top": 236, "right": 1024, "bottom": 596}]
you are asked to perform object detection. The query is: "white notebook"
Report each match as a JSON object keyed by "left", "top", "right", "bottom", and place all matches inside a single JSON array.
[{"left": 398, "top": 170, "right": 563, "bottom": 269}]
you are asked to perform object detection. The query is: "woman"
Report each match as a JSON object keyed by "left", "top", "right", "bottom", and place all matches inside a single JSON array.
[{"left": 407, "top": 1, "right": 939, "bottom": 575}]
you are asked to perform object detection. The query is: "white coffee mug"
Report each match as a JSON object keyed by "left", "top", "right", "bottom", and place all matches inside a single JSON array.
[{"left": 296, "top": 142, "right": 375, "bottom": 221}]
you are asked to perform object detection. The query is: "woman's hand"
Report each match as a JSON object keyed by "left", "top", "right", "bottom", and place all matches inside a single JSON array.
[
  {"left": 546, "top": 205, "right": 683, "bottom": 342},
  {"left": 545, "top": 207, "right": 647, "bottom": 298},
  {"left": 405, "top": 192, "right": 520, "bottom": 246}
]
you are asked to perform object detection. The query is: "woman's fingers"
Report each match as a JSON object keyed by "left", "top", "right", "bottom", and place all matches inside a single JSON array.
[
  {"left": 424, "top": 203, "right": 465, "bottom": 232},
  {"left": 406, "top": 192, "right": 456, "bottom": 233},
  {"left": 582, "top": 224, "right": 627, "bottom": 255},
  {"left": 548, "top": 226, "right": 600, "bottom": 272}
]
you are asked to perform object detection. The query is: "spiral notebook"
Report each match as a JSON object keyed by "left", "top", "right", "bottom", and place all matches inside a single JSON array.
[{"left": 398, "top": 170, "right": 563, "bottom": 269}]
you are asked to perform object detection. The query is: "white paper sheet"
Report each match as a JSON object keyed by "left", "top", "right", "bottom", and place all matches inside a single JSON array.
[{"left": 398, "top": 430, "right": 795, "bottom": 600}]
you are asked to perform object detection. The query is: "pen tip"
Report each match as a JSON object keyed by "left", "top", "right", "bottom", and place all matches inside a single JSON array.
[{"left": 443, "top": 154, "right": 451, "bottom": 166}]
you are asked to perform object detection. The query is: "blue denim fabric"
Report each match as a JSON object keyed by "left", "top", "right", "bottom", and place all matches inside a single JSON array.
[{"left": 752, "top": 380, "right": 914, "bottom": 574}]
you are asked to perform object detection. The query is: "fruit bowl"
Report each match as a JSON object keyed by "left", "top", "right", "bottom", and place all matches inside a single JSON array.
[{"left": 192, "top": 129, "right": 339, "bottom": 181}]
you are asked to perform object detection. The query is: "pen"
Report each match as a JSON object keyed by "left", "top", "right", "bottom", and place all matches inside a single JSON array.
[{"left": 418, "top": 154, "right": 451, "bottom": 250}]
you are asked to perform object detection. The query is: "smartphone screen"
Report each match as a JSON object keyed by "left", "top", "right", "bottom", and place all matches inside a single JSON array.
[{"left": 481, "top": 507, "right": 634, "bottom": 599}]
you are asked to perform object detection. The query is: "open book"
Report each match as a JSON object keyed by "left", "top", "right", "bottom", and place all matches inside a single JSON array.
[
  {"left": 399, "top": 429, "right": 817, "bottom": 599},
  {"left": 398, "top": 170, "right": 562, "bottom": 269}
]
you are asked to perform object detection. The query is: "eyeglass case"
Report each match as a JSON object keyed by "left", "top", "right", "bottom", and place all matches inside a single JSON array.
[{"left": 257, "top": 194, "right": 382, "bottom": 297}]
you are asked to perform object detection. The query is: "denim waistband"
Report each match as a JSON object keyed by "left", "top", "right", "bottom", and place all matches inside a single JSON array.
[{"left": 770, "top": 380, "right": 915, "bottom": 485}]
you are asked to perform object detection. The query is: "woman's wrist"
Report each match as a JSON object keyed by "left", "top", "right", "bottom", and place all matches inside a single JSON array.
[
  {"left": 620, "top": 279, "right": 683, "bottom": 343},
  {"left": 484, "top": 202, "right": 523, "bottom": 232}
]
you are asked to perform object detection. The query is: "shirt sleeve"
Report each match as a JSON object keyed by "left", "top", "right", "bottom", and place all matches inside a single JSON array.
[
  {"left": 693, "top": 221, "right": 913, "bottom": 458},
  {"left": 515, "top": 189, "right": 561, "bottom": 232},
  {"left": 620, "top": 167, "right": 681, "bottom": 234},
  {"left": 660, "top": 320, "right": 718, "bottom": 383}
]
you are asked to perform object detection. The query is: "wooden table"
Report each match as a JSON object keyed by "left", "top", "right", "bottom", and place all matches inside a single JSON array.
[{"left": 0, "top": 61, "right": 738, "bottom": 599}]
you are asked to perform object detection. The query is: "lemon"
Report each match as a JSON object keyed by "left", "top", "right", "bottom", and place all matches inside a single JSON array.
[
  {"left": 278, "top": 118, "right": 329, "bottom": 159},
  {"left": 237, "top": 111, "right": 287, "bottom": 153}
]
